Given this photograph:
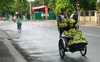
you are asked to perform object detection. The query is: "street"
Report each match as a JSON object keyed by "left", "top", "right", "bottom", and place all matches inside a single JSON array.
[{"left": 0, "top": 20, "right": 100, "bottom": 62}]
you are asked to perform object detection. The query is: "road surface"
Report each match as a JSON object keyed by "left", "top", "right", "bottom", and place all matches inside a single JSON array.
[{"left": 0, "top": 20, "right": 100, "bottom": 62}]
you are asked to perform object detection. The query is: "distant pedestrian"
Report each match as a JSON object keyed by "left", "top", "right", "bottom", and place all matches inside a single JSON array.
[
  {"left": 69, "top": 11, "right": 74, "bottom": 19},
  {"left": 4, "top": 17, "right": 6, "bottom": 21},
  {"left": 13, "top": 16, "right": 16, "bottom": 22},
  {"left": 73, "top": 11, "right": 78, "bottom": 23},
  {"left": 73, "top": 11, "right": 79, "bottom": 30},
  {"left": 1, "top": 15, "right": 2, "bottom": 19}
]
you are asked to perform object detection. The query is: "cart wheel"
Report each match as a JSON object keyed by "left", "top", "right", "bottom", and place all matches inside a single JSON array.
[
  {"left": 80, "top": 46, "right": 87, "bottom": 56},
  {"left": 59, "top": 39, "right": 65, "bottom": 58}
]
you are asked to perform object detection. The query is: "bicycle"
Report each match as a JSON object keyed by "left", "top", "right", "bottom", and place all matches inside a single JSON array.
[{"left": 18, "top": 23, "right": 22, "bottom": 33}]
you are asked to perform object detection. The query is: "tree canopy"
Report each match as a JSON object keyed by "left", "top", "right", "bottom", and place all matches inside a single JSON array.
[
  {"left": 11, "top": 0, "right": 28, "bottom": 14},
  {"left": 0, "top": 0, "right": 28, "bottom": 15},
  {"left": 0, "top": 0, "right": 14, "bottom": 9},
  {"left": 0, "top": 0, "right": 97, "bottom": 15},
  {"left": 48, "top": 0, "right": 57, "bottom": 12},
  {"left": 55, "top": 0, "right": 74, "bottom": 13},
  {"left": 54, "top": 0, "right": 97, "bottom": 13},
  {"left": 40, "top": 0, "right": 49, "bottom": 6},
  {"left": 31, "top": 0, "right": 42, "bottom": 7}
]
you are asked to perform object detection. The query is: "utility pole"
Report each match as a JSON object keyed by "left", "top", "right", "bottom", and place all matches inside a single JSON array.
[
  {"left": 97, "top": 0, "right": 100, "bottom": 25},
  {"left": 30, "top": 0, "right": 32, "bottom": 20},
  {"left": 77, "top": 1, "right": 80, "bottom": 21},
  {"left": 77, "top": 1, "right": 80, "bottom": 12},
  {"left": 77, "top": 6, "right": 79, "bottom": 21}
]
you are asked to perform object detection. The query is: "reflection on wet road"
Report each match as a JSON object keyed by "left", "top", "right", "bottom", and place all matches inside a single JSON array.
[{"left": 0, "top": 21, "right": 100, "bottom": 62}]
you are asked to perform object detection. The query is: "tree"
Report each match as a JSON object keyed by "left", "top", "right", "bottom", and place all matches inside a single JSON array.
[
  {"left": 0, "top": 0, "right": 14, "bottom": 16},
  {"left": 55, "top": 0, "right": 97, "bottom": 13},
  {"left": 31, "top": 0, "right": 42, "bottom": 7},
  {"left": 88, "top": 0, "right": 96, "bottom": 10},
  {"left": 11, "top": 0, "right": 28, "bottom": 14},
  {"left": 70, "top": 0, "right": 96, "bottom": 11},
  {"left": 40, "top": 0, "right": 49, "bottom": 6},
  {"left": 0, "top": 0, "right": 26, "bottom": 9},
  {"left": 48, "top": 0, "right": 57, "bottom": 12},
  {"left": 0, "top": 0, "right": 14, "bottom": 9},
  {"left": 0, "top": 0, "right": 28, "bottom": 16},
  {"left": 55, "top": 0, "right": 73, "bottom": 13}
]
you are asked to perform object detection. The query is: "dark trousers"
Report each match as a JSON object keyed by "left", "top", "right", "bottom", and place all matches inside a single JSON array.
[
  {"left": 4, "top": 19, "right": 6, "bottom": 21},
  {"left": 59, "top": 29, "right": 64, "bottom": 37},
  {"left": 17, "top": 23, "right": 21, "bottom": 29}
]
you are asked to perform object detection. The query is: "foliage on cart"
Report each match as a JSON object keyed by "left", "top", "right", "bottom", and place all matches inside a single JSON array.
[{"left": 64, "top": 29, "right": 88, "bottom": 46}]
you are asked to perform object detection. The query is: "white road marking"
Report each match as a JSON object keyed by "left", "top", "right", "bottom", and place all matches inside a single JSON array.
[{"left": 83, "top": 33, "right": 100, "bottom": 37}]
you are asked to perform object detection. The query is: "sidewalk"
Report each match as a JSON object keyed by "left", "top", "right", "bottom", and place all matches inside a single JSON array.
[
  {"left": 1, "top": 19, "right": 100, "bottom": 28},
  {"left": 79, "top": 21, "right": 100, "bottom": 28},
  {"left": 54, "top": 20, "right": 100, "bottom": 28},
  {"left": 0, "top": 41, "right": 15, "bottom": 62},
  {"left": 0, "top": 30, "right": 27, "bottom": 62}
]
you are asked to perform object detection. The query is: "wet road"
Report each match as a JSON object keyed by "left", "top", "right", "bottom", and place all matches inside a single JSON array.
[{"left": 0, "top": 20, "right": 100, "bottom": 62}]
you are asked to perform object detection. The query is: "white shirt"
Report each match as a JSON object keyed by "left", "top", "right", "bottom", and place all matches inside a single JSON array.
[
  {"left": 14, "top": 16, "right": 15, "bottom": 19},
  {"left": 61, "top": 15, "right": 64, "bottom": 20},
  {"left": 4, "top": 17, "right": 6, "bottom": 19},
  {"left": 70, "top": 14, "right": 74, "bottom": 19}
]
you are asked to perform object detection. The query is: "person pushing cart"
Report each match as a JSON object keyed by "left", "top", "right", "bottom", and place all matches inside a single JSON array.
[{"left": 57, "top": 8, "right": 68, "bottom": 37}]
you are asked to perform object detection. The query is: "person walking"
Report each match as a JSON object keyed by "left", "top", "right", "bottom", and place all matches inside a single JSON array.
[
  {"left": 57, "top": 8, "right": 68, "bottom": 37},
  {"left": 4, "top": 17, "right": 6, "bottom": 21},
  {"left": 73, "top": 11, "right": 79, "bottom": 30},
  {"left": 69, "top": 11, "right": 74, "bottom": 19},
  {"left": 73, "top": 11, "right": 78, "bottom": 23},
  {"left": 13, "top": 16, "right": 16, "bottom": 22}
]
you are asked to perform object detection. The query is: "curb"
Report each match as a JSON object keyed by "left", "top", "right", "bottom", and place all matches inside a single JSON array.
[
  {"left": 54, "top": 21, "right": 100, "bottom": 28},
  {"left": 0, "top": 30, "right": 27, "bottom": 62},
  {"left": 79, "top": 24, "right": 100, "bottom": 28}
]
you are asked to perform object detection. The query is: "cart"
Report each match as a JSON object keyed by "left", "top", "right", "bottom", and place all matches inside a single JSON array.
[
  {"left": 58, "top": 35, "right": 87, "bottom": 58},
  {"left": 58, "top": 22, "right": 87, "bottom": 58}
]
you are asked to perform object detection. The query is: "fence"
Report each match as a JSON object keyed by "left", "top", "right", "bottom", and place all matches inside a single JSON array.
[{"left": 78, "top": 10, "right": 99, "bottom": 23}]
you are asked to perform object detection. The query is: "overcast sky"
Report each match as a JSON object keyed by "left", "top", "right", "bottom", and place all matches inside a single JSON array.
[{"left": 27, "top": 0, "right": 35, "bottom": 2}]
